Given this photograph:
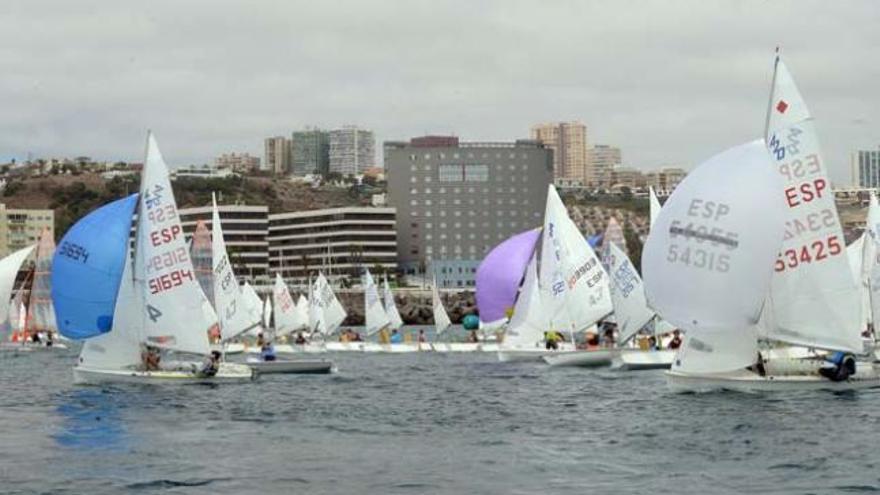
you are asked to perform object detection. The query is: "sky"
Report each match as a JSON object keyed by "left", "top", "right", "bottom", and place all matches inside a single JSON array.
[{"left": 1, "top": 0, "right": 878, "bottom": 185}]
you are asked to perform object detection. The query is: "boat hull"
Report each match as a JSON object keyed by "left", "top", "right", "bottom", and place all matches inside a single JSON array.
[
  {"left": 324, "top": 342, "right": 364, "bottom": 352},
  {"left": 541, "top": 348, "right": 616, "bottom": 367},
  {"left": 271, "top": 343, "right": 327, "bottom": 354},
  {"left": 361, "top": 342, "right": 431, "bottom": 353},
  {"left": 666, "top": 365, "right": 880, "bottom": 393},
  {"left": 431, "top": 342, "right": 481, "bottom": 353},
  {"left": 73, "top": 362, "right": 254, "bottom": 385},
  {"left": 246, "top": 359, "right": 334, "bottom": 375},
  {"left": 612, "top": 349, "right": 675, "bottom": 370},
  {"left": 223, "top": 342, "right": 245, "bottom": 355},
  {"left": 0, "top": 341, "right": 68, "bottom": 352}
]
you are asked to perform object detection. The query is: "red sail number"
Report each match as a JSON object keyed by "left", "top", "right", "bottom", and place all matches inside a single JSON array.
[{"left": 774, "top": 235, "right": 842, "bottom": 272}]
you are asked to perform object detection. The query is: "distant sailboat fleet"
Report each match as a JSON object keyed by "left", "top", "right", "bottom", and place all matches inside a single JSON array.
[{"left": 2, "top": 50, "right": 878, "bottom": 391}]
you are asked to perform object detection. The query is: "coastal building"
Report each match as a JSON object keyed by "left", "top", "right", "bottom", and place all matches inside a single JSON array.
[
  {"left": 170, "top": 165, "right": 235, "bottom": 180},
  {"left": 264, "top": 136, "right": 291, "bottom": 175},
  {"left": 291, "top": 128, "right": 330, "bottom": 176},
  {"left": 214, "top": 153, "right": 260, "bottom": 173},
  {"left": 0, "top": 205, "right": 54, "bottom": 258},
  {"left": 267, "top": 207, "right": 397, "bottom": 287},
  {"left": 586, "top": 145, "right": 622, "bottom": 188},
  {"left": 329, "top": 126, "right": 375, "bottom": 176},
  {"left": 385, "top": 136, "right": 553, "bottom": 288},
  {"left": 178, "top": 203, "right": 269, "bottom": 283},
  {"left": 644, "top": 167, "right": 687, "bottom": 194},
  {"left": 851, "top": 148, "right": 880, "bottom": 188},
  {"left": 530, "top": 121, "right": 588, "bottom": 182},
  {"left": 607, "top": 166, "right": 646, "bottom": 191}
]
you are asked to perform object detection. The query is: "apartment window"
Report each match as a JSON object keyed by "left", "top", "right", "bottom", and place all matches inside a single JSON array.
[
  {"left": 424, "top": 153, "right": 431, "bottom": 160},
  {"left": 410, "top": 177, "right": 417, "bottom": 183},
  {"left": 509, "top": 153, "right": 516, "bottom": 159},
  {"left": 464, "top": 164, "right": 489, "bottom": 182},
  {"left": 453, "top": 153, "right": 460, "bottom": 159},
  {"left": 454, "top": 222, "right": 461, "bottom": 228},
  {"left": 425, "top": 211, "right": 432, "bottom": 217},
  {"left": 453, "top": 199, "right": 461, "bottom": 205},
  {"left": 439, "top": 165, "right": 463, "bottom": 182},
  {"left": 409, "top": 154, "right": 417, "bottom": 161},
  {"left": 410, "top": 200, "right": 418, "bottom": 206},
  {"left": 426, "top": 223, "right": 433, "bottom": 229},
  {"left": 454, "top": 211, "right": 461, "bottom": 217},
  {"left": 425, "top": 188, "right": 432, "bottom": 194},
  {"left": 425, "top": 176, "right": 432, "bottom": 183},
  {"left": 425, "top": 200, "right": 432, "bottom": 206},
  {"left": 439, "top": 153, "right": 446, "bottom": 159},
  {"left": 410, "top": 165, "right": 417, "bottom": 171},
  {"left": 439, "top": 187, "right": 446, "bottom": 194},
  {"left": 410, "top": 188, "right": 418, "bottom": 194},
  {"left": 440, "top": 222, "right": 447, "bottom": 229}
]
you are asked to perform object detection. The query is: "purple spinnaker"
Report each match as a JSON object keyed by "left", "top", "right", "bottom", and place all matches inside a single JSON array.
[{"left": 475, "top": 228, "right": 541, "bottom": 322}]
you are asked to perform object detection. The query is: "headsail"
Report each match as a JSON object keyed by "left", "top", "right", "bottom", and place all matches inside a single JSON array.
[
  {"left": 642, "top": 139, "right": 784, "bottom": 333},
  {"left": 475, "top": 228, "right": 540, "bottom": 323},
  {"left": 502, "top": 252, "right": 548, "bottom": 349},
  {"left": 0, "top": 245, "right": 36, "bottom": 331},
  {"left": 866, "top": 193, "right": 880, "bottom": 327},
  {"left": 602, "top": 217, "right": 627, "bottom": 256},
  {"left": 134, "top": 133, "right": 214, "bottom": 355},
  {"left": 649, "top": 186, "right": 662, "bottom": 229},
  {"left": 432, "top": 275, "right": 452, "bottom": 334},
  {"left": 26, "top": 228, "right": 57, "bottom": 335},
  {"left": 762, "top": 55, "right": 862, "bottom": 353},
  {"left": 52, "top": 194, "right": 138, "bottom": 340}
]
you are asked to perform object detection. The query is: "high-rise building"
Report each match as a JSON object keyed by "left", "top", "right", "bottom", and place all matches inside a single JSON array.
[
  {"left": 530, "top": 121, "right": 588, "bottom": 181},
  {"left": 268, "top": 207, "right": 397, "bottom": 287},
  {"left": 291, "top": 129, "right": 330, "bottom": 176},
  {"left": 329, "top": 126, "right": 375, "bottom": 176},
  {"left": 264, "top": 136, "right": 291, "bottom": 175},
  {"left": 0, "top": 205, "right": 54, "bottom": 258},
  {"left": 586, "top": 145, "right": 622, "bottom": 188},
  {"left": 852, "top": 148, "right": 880, "bottom": 188},
  {"left": 608, "top": 166, "right": 646, "bottom": 190},
  {"left": 214, "top": 153, "right": 260, "bottom": 173},
  {"left": 385, "top": 137, "right": 553, "bottom": 288}
]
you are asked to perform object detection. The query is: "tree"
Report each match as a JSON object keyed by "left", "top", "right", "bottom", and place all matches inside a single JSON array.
[{"left": 623, "top": 224, "right": 643, "bottom": 274}]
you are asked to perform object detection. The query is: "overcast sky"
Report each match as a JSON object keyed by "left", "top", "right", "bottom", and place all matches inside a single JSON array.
[{"left": 2, "top": 1, "right": 878, "bottom": 184}]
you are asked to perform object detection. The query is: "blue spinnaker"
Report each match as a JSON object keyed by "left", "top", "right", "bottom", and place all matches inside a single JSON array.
[{"left": 52, "top": 194, "right": 138, "bottom": 340}]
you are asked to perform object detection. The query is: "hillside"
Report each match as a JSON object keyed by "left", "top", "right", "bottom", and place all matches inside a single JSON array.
[{"left": 1, "top": 172, "right": 377, "bottom": 238}]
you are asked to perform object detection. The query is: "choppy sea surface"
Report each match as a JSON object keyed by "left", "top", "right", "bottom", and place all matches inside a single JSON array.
[{"left": 3, "top": 344, "right": 880, "bottom": 495}]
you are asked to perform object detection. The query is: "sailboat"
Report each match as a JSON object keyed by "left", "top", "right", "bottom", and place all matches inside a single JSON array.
[
  {"left": 53, "top": 133, "right": 252, "bottom": 384},
  {"left": 271, "top": 274, "right": 320, "bottom": 354},
  {"left": 429, "top": 274, "right": 465, "bottom": 352},
  {"left": 501, "top": 185, "right": 607, "bottom": 363},
  {"left": 382, "top": 273, "right": 404, "bottom": 330},
  {"left": 0, "top": 246, "right": 38, "bottom": 352},
  {"left": 305, "top": 272, "right": 346, "bottom": 351}
]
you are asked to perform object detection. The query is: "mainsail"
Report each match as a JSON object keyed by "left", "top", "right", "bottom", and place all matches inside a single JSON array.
[
  {"left": 649, "top": 186, "right": 662, "bottom": 228},
  {"left": 382, "top": 274, "right": 404, "bottom": 330},
  {"left": 133, "top": 133, "right": 215, "bottom": 355},
  {"left": 502, "top": 253, "right": 548, "bottom": 349},
  {"left": 272, "top": 273, "right": 300, "bottom": 335},
  {"left": 605, "top": 242, "right": 654, "bottom": 343},
  {"left": 761, "top": 55, "right": 863, "bottom": 353},
  {"left": 212, "top": 194, "right": 260, "bottom": 341},
  {"left": 432, "top": 275, "right": 452, "bottom": 334},
  {"left": 364, "top": 269, "right": 390, "bottom": 336},
  {"left": 190, "top": 220, "right": 214, "bottom": 306},
  {"left": 312, "top": 273, "right": 346, "bottom": 335},
  {"left": 25, "top": 228, "right": 57, "bottom": 335},
  {"left": 52, "top": 194, "right": 138, "bottom": 339},
  {"left": 539, "top": 185, "right": 613, "bottom": 333}
]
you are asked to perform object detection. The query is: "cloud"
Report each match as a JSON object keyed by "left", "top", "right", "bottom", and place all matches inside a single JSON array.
[{"left": 1, "top": 0, "right": 878, "bottom": 184}]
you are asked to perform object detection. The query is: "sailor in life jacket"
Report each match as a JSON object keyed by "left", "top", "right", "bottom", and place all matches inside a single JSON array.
[{"left": 819, "top": 352, "right": 856, "bottom": 382}]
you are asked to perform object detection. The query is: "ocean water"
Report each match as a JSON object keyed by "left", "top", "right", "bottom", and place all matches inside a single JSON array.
[{"left": 3, "top": 347, "right": 880, "bottom": 494}]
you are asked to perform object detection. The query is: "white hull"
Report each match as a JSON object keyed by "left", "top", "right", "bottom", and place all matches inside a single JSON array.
[
  {"left": 246, "top": 359, "right": 334, "bottom": 374},
  {"left": 541, "top": 348, "right": 616, "bottom": 367},
  {"left": 73, "top": 362, "right": 254, "bottom": 385},
  {"left": 0, "top": 341, "right": 68, "bottom": 351},
  {"left": 223, "top": 342, "right": 245, "bottom": 355},
  {"left": 431, "top": 342, "right": 481, "bottom": 353},
  {"left": 666, "top": 365, "right": 880, "bottom": 393},
  {"left": 324, "top": 342, "right": 364, "bottom": 352},
  {"left": 271, "top": 343, "right": 327, "bottom": 354},
  {"left": 611, "top": 349, "right": 675, "bottom": 370},
  {"left": 362, "top": 342, "right": 431, "bottom": 353},
  {"left": 498, "top": 343, "right": 577, "bottom": 363}
]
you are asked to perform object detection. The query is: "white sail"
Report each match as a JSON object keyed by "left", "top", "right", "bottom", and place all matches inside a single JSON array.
[
  {"left": 503, "top": 252, "right": 548, "bottom": 349},
  {"left": 382, "top": 274, "right": 404, "bottom": 330},
  {"left": 762, "top": 56, "right": 863, "bottom": 353},
  {"left": 539, "top": 185, "right": 613, "bottom": 332},
  {"left": 672, "top": 326, "right": 759, "bottom": 374},
  {"left": 0, "top": 245, "right": 35, "bottom": 326},
  {"left": 866, "top": 193, "right": 880, "bottom": 327},
  {"left": 272, "top": 273, "right": 300, "bottom": 335},
  {"left": 364, "top": 269, "right": 390, "bottom": 335},
  {"left": 212, "top": 194, "right": 260, "bottom": 341},
  {"left": 308, "top": 279, "right": 324, "bottom": 334},
  {"left": 642, "top": 139, "right": 784, "bottom": 333},
  {"left": 847, "top": 232, "right": 871, "bottom": 331},
  {"left": 80, "top": 246, "right": 143, "bottom": 369},
  {"left": 134, "top": 133, "right": 214, "bottom": 355},
  {"left": 295, "top": 294, "right": 309, "bottom": 330},
  {"left": 314, "top": 273, "right": 346, "bottom": 334},
  {"left": 605, "top": 242, "right": 655, "bottom": 343},
  {"left": 603, "top": 217, "right": 627, "bottom": 256},
  {"left": 263, "top": 295, "right": 273, "bottom": 329},
  {"left": 649, "top": 186, "right": 662, "bottom": 229},
  {"left": 432, "top": 275, "right": 452, "bottom": 334}
]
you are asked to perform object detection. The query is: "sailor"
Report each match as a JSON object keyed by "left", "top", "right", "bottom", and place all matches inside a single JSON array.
[
  {"left": 390, "top": 328, "right": 403, "bottom": 344},
  {"left": 141, "top": 345, "right": 161, "bottom": 371},
  {"left": 819, "top": 351, "right": 856, "bottom": 382},
  {"left": 261, "top": 341, "right": 277, "bottom": 362},
  {"left": 667, "top": 330, "right": 683, "bottom": 350},
  {"left": 545, "top": 331, "right": 560, "bottom": 351},
  {"left": 256, "top": 332, "right": 266, "bottom": 348},
  {"left": 199, "top": 350, "right": 221, "bottom": 377},
  {"left": 417, "top": 329, "right": 427, "bottom": 343},
  {"left": 294, "top": 332, "right": 307, "bottom": 345}
]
